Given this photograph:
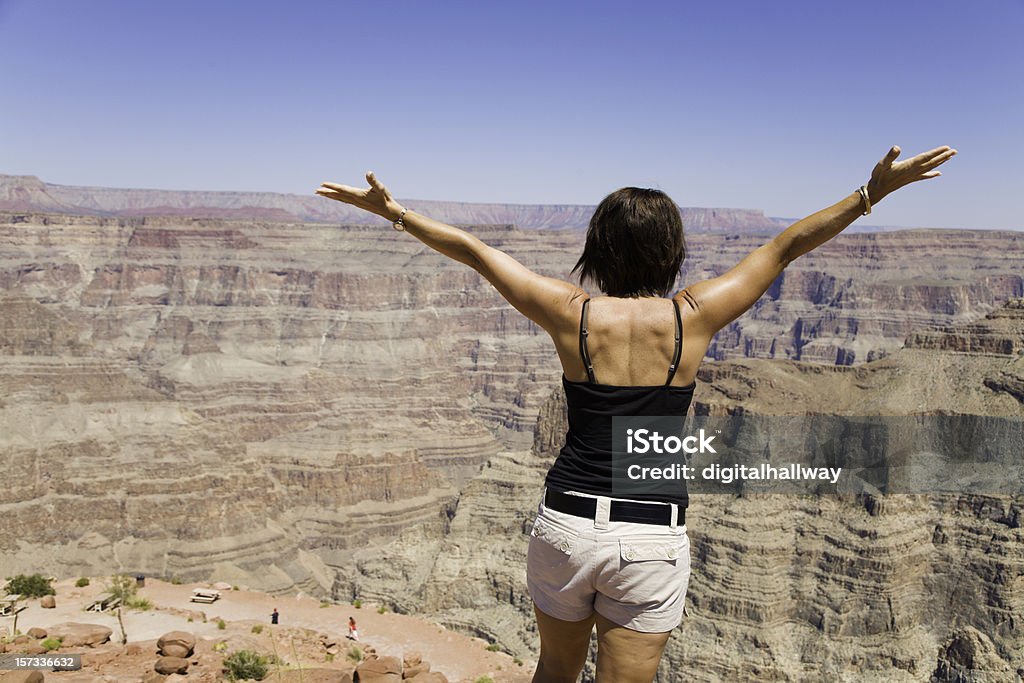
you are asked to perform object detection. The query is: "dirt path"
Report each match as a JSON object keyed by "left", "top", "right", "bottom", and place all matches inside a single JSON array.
[{"left": 5, "top": 577, "right": 535, "bottom": 682}]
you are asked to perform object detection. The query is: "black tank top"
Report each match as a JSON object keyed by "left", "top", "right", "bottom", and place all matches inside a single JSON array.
[{"left": 543, "top": 297, "right": 696, "bottom": 507}]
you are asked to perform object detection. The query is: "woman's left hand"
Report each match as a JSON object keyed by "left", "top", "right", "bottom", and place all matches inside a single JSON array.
[
  {"left": 316, "top": 172, "right": 405, "bottom": 222},
  {"left": 865, "top": 145, "right": 957, "bottom": 205}
]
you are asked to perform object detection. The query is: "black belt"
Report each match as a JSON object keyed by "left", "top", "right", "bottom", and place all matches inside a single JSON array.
[{"left": 544, "top": 488, "right": 684, "bottom": 527}]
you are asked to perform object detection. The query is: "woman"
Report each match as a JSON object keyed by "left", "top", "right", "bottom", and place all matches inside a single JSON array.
[
  {"left": 348, "top": 616, "right": 359, "bottom": 641},
  {"left": 316, "top": 144, "right": 955, "bottom": 683}
]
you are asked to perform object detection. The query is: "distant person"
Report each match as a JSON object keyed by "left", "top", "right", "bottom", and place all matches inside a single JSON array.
[
  {"left": 270, "top": 607, "right": 278, "bottom": 625},
  {"left": 317, "top": 145, "right": 956, "bottom": 682},
  {"left": 348, "top": 616, "right": 359, "bottom": 641}
]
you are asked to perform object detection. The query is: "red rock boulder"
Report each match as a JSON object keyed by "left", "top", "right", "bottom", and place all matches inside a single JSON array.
[
  {"left": 46, "top": 622, "right": 112, "bottom": 647},
  {"left": 0, "top": 671, "right": 45, "bottom": 683},
  {"left": 154, "top": 655, "right": 190, "bottom": 675},
  {"left": 355, "top": 654, "right": 402, "bottom": 682},
  {"left": 405, "top": 674, "right": 448, "bottom": 683},
  {"left": 157, "top": 630, "right": 197, "bottom": 658}
]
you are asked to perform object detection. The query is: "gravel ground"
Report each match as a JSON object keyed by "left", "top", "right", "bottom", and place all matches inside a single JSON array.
[{"left": 3, "top": 577, "right": 534, "bottom": 682}]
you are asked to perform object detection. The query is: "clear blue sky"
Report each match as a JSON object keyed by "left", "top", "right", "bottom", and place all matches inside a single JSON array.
[{"left": 1, "top": 0, "right": 1021, "bottom": 229}]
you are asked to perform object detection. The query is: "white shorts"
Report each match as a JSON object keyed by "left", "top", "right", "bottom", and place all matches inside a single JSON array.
[{"left": 526, "top": 488, "right": 691, "bottom": 633}]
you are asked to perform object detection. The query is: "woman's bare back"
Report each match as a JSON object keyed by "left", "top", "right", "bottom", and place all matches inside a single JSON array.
[{"left": 554, "top": 294, "right": 709, "bottom": 388}]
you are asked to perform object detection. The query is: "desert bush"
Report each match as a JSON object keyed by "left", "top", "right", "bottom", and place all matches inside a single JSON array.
[
  {"left": 105, "top": 574, "right": 137, "bottom": 602},
  {"left": 486, "top": 643, "right": 501, "bottom": 652},
  {"left": 223, "top": 649, "right": 269, "bottom": 681},
  {"left": 352, "top": 598, "right": 362, "bottom": 609},
  {"left": 377, "top": 605, "right": 387, "bottom": 614},
  {"left": 126, "top": 596, "right": 152, "bottom": 610},
  {"left": 40, "top": 637, "right": 62, "bottom": 651},
  {"left": 474, "top": 677, "right": 495, "bottom": 683},
  {"left": 75, "top": 577, "right": 90, "bottom": 588},
  {"left": 251, "top": 624, "right": 263, "bottom": 634},
  {"left": 347, "top": 645, "right": 363, "bottom": 663},
  {"left": 217, "top": 618, "right": 227, "bottom": 630},
  {"left": 4, "top": 574, "right": 55, "bottom": 598}
]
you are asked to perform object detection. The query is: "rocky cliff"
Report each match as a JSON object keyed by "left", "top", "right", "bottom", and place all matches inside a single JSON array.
[
  {"left": 689, "top": 228, "right": 1024, "bottom": 365},
  {"left": 1, "top": 209, "right": 1022, "bottom": 680},
  {"left": 348, "top": 299, "right": 1023, "bottom": 682},
  {"left": 0, "top": 173, "right": 786, "bottom": 232}
]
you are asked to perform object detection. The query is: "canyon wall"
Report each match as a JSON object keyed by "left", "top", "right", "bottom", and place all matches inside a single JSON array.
[
  {"left": 0, "top": 174, "right": 785, "bottom": 232},
  {"left": 347, "top": 300, "right": 1024, "bottom": 682},
  {"left": 1, "top": 210, "right": 1021, "bottom": 680}
]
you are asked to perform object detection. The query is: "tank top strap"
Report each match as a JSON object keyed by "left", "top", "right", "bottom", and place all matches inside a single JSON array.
[
  {"left": 579, "top": 297, "right": 596, "bottom": 383},
  {"left": 665, "top": 298, "right": 683, "bottom": 385}
]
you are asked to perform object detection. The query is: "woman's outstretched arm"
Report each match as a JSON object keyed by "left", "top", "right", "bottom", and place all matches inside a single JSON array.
[
  {"left": 677, "top": 145, "right": 957, "bottom": 337},
  {"left": 316, "top": 173, "right": 580, "bottom": 333}
]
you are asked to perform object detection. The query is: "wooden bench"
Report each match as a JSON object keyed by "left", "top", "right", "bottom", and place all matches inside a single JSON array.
[
  {"left": 0, "top": 594, "right": 23, "bottom": 616},
  {"left": 86, "top": 592, "right": 121, "bottom": 612}
]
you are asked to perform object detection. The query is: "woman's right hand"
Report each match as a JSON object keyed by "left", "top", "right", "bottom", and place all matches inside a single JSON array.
[
  {"left": 316, "top": 171, "right": 405, "bottom": 222},
  {"left": 866, "top": 145, "right": 957, "bottom": 205}
]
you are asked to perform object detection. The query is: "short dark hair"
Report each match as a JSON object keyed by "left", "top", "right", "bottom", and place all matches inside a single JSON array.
[{"left": 571, "top": 187, "right": 686, "bottom": 298}]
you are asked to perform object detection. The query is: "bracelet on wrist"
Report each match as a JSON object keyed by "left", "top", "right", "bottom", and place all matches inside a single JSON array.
[
  {"left": 857, "top": 186, "right": 872, "bottom": 216},
  {"left": 392, "top": 207, "right": 408, "bottom": 231}
]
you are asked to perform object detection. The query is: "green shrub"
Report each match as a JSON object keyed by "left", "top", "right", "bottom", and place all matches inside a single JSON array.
[
  {"left": 214, "top": 641, "right": 228, "bottom": 653},
  {"left": 325, "top": 653, "right": 334, "bottom": 662},
  {"left": 347, "top": 646, "right": 363, "bottom": 664},
  {"left": 514, "top": 656, "right": 523, "bottom": 666},
  {"left": 320, "top": 601, "right": 330, "bottom": 608},
  {"left": 222, "top": 649, "right": 269, "bottom": 681},
  {"left": 4, "top": 574, "right": 55, "bottom": 598},
  {"left": 105, "top": 574, "right": 137, "bottom": 602},
  {"left": 251, "top": 624, "right": 263, "bottom": 634},
  {"left": 377, "top": 605, "right": 387, "bottom": 614},
  {"left": 474, "top": 677, "right": 495, "bottom": 683},
  {"left": 352, "top": 599, "right": 362, "bottom": 609},
  {"left": 486, "top": 643, "right": 501, "bottom": 652},
  {"left": 232, "top": 585, "right": 239, "bottom": 591},
  {"left": 126, "top": 596, "right": 152, "bottom": 610},
  {"left": 40, "top": 637, "right": 62, "bottom": 651},
  {"left": 170, "top": 576, "right": 182, "bottom": 585},
  {"left": 75, "top": 577, "right": 90, "bottom": 588},
  {"left": 217, "top": 619, "right": 227, "bottom": 630}
]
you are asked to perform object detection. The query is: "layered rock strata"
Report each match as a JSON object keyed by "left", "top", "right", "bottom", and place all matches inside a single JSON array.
[
  {"left": 344, "top": 299, "right": 1023, "bottom": 682},
  {"left": 1, "top": 210, "right": 1022, "bottom": 680},
  {"left": 0, "top": 173, "right": 785, "bottom": 232}
]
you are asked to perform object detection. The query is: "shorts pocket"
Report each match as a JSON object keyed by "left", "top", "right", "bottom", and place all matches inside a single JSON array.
[
  {"left": 531, "top": 514, "right": 579, "bottom": 557},
  {"left": 618, "top": 535, "right": 686, "bottom": 563}
]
